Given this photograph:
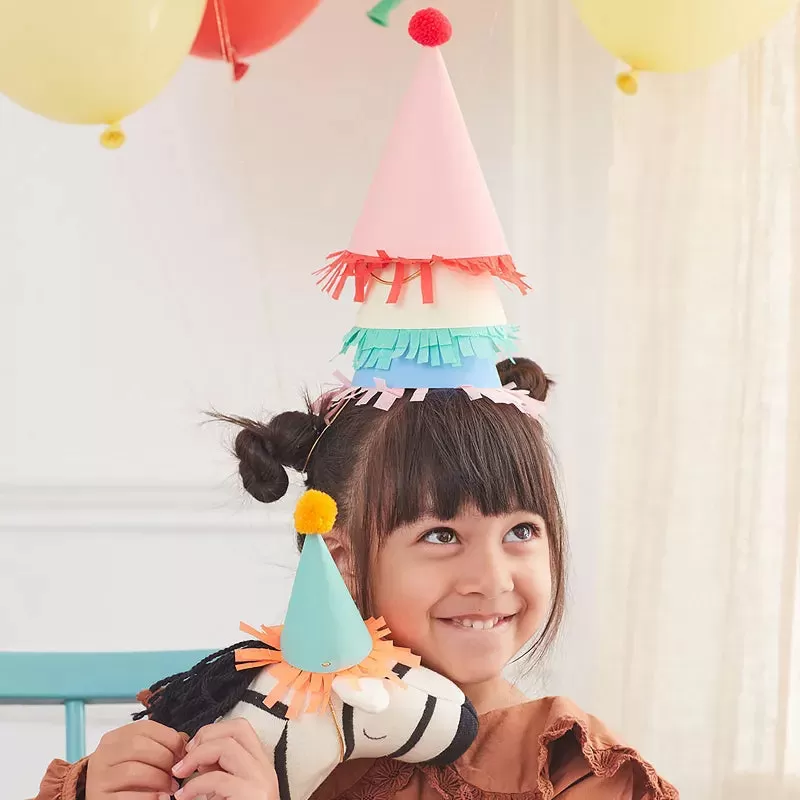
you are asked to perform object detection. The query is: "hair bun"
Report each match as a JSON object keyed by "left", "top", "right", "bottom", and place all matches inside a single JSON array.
[
  {"left": 496, "top": 357, "right": 554, "bottom": 402},
  {"left": 210, "top": 410, "right": 319, "bottom": 504},
  {"left": 233, "top": 425, "right": 289, "bottom": 503},
  {"left": 265, "top": 410, "right": 319, "bottom": 473}
]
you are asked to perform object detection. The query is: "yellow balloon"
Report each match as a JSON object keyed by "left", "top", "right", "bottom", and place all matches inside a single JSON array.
[
  {"left": 572, "top": 0, "right": 796, "bottom": 73},
  {"left": 0, "top": 0, "right": 205, "bottom": 144}
]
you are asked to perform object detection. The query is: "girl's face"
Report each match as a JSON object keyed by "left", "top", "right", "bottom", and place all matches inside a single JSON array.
[{"left": 369, "top": 506, "right": 552, "bottom": 689}]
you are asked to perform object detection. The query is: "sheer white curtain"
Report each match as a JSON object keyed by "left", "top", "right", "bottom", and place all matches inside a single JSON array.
[{"left": 513, "top": 3, "right": 800, "bottom": 798}]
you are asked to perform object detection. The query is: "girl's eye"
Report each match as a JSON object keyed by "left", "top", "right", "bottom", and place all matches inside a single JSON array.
[
  {"left": 503, "top": 523, "right": 538, "bottom": 543},
  {"left": 421, "top": 529, "right": 458, "bottom": 545}
]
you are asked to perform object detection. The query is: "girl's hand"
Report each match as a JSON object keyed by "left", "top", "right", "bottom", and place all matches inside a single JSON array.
[
  {"left": 85, "top": 719, "right": 187, "bottom": 800},
  {"left": 171, "top": 718, "right": 278, "bottom": 800}
]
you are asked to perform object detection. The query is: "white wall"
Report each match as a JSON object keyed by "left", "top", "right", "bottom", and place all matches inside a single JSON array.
[{"left": 0, "top": 1, "right": 614, "bottom": 796}]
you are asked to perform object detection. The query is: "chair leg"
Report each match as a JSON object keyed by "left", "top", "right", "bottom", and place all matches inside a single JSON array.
[{"left": 65, "top": 700, "right": 86, "bottom": 762}]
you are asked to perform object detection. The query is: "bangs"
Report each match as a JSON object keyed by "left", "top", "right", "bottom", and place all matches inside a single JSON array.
[
  {"left": 353, "top": 390, "right": 559, "bottom": 541},
  {"left": 308, "top": 384, "right": 566, "bottom": 645}
]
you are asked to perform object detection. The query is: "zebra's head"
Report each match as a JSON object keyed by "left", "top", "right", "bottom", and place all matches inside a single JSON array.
[{"left": 225, "top": 661, "right": 479, "bottom": 800}]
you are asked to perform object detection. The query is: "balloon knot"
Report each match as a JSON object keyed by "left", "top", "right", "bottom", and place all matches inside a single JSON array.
[
  {"left": 616, "top": 69, "right": 639, "bottom": 96},
  {"left": 233, "top": 56, "right": 249, "bottom": 81},
  {"left": 100, "top": 123, "right": 126, "bottom": 149},
  {"left": 367, "top": 0, "right": 404, "bottom": 27}
]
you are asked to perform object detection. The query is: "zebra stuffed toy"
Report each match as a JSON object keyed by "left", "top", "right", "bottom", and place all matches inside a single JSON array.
[
  {"left": 137, "top": 490, "right": 478, "bottom": 800},
  {"left": 225, "top": 656, "right": 477, "bottom": 800}
]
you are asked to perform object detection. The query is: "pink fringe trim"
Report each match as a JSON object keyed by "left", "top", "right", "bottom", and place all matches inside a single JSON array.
[{"left": 311, "top": 371, "right": 545, "bottom": 422}]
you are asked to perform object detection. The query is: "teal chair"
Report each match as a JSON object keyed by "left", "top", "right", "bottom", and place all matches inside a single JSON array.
[{"left": 0, "top": 651, "right": 211, "bottom": 762}]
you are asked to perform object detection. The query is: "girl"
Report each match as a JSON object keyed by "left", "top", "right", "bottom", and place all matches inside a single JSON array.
[{"left": 33, "top": 358, "right": 678, "bottom": 800}]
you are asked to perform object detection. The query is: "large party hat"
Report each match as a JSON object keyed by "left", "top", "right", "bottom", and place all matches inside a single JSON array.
[
  {"left": 235, "top": 490, "right": 420, "bottom": 718},
  {"left": 316, "top": 8, "right": 530, "bottom": 393}
]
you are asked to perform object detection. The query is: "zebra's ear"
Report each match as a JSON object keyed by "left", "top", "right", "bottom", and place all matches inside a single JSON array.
[
  {"left": 398, "top": 666, "right": 465, "bottom": 705},
  {"left": 331, "top": 677, "right": 391, "bottom": 713}
]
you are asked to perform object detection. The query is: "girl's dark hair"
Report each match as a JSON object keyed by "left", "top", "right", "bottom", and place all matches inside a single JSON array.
[{"left": 135, "top": 357, "right": 565, "bottom": 736}]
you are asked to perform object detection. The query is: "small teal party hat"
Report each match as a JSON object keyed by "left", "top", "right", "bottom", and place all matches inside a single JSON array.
[{"left": 279, "top": 490, "right": 373, "bottom": 673}]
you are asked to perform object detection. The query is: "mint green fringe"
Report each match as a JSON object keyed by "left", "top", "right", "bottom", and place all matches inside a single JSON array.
[{"left": 341, "top": 325, "right": 519, "bottom": 370}]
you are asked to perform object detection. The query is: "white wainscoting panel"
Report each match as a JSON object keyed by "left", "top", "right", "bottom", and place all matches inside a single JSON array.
[{"left": 1, "top": 482, "right": 300, "bottom": 798}]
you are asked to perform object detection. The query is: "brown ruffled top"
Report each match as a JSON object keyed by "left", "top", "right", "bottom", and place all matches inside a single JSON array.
[
  {"left": 30, "top": 696, "right": 678, "bottom": 800},
  {"left": 311, "top": 697, "right": 678, "bottom": 800}
]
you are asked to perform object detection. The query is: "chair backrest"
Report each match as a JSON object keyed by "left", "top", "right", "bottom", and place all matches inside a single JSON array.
[{"left": 0, "top": 650, "right": 211, "bottom": 762}]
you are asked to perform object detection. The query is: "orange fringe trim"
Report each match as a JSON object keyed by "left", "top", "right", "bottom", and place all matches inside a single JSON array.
[
  {"left": 314, "top": 250, "right": 531, "bottom": 304},
  {"left": 234, "top": 616, "right": 421, "bottom": 719}
]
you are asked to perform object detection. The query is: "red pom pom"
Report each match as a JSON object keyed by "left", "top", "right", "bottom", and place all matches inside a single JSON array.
[{"left": 408, "top": 8, "right": 452, "bottom": 47}]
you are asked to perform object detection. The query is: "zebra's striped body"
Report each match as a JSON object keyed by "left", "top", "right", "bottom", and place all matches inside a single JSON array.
[{"left": 223, "top": 662, "right": 479, "bottom": 800}]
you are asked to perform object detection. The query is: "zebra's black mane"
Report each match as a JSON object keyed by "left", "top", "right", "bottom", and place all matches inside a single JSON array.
[{"left": 132, "top": 639, "right": 276, "bottom": 737}]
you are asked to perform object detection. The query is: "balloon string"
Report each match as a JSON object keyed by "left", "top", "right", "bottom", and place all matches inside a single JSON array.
[
  {"left": 212, "top": 0, "right": 233, "bottom": 63},
  {"left": 212, "top": 0, "right": 249, "bottom": 81}
]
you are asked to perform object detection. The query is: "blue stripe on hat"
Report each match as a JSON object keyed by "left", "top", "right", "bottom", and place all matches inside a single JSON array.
[{"left": 353, "top": 353, "right": 502, "bottom": 389}]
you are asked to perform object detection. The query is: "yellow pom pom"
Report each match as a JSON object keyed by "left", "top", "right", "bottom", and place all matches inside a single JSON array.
[
  {"left": 294, "top": 489, "right": 338, "bottom": 535},
  {"left": 100, "top": 123, "right": 126, "bottom": 150},
  {"left": 616, "top": 69, "right": 639, "bottom": 96}
]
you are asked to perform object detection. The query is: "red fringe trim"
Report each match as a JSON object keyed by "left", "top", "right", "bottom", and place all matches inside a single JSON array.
[{"left": 314, "top": 250, "right": 531, "bottom": 304}]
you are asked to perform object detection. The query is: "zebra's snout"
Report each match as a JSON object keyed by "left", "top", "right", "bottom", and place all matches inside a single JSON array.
[{"left": 423, "top": 697, "right": 479, "bottom": 766}]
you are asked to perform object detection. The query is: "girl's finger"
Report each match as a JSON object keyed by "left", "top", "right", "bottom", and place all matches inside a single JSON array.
[
  {"left": 173, "top": 737, "right": 262, "bottom": 783},
  {"left": 106, "top": 733, "right": 180, "bottom": 772},
  {"left": 174, "top": 770, "right": 253, "bottom": 800},
  {"left": 105, "top": 762, "right": 179, "bottom": 793},
  {"left": 112, "top": 794, "right": 163, "bottom": 800},
  {"left": 105, "top": 720, "right": 188, "bottom": 759},
  {"left": 187, "top": 718, "right": 267, "bottom": 765},
  {"left": 107, "top": 794, "right": 163, "bottom": 800}
]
